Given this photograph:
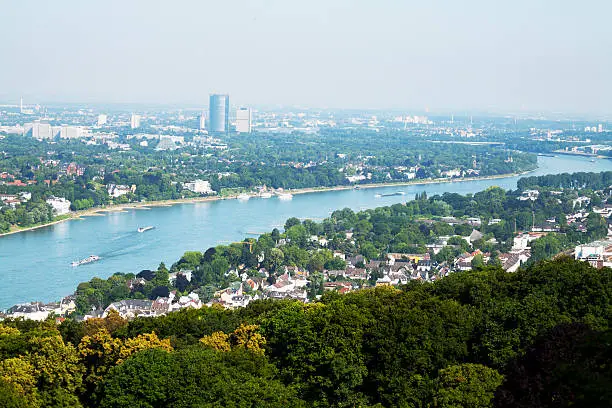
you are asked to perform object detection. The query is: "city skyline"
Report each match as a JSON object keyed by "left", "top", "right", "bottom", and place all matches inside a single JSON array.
[{"left": 0, "top": 1, "right": 611, "bottom": 115}]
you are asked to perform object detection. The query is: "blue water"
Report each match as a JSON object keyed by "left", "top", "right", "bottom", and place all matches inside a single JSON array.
[{"left": 1, "top": 155, "right": 610, "bottom": 309}]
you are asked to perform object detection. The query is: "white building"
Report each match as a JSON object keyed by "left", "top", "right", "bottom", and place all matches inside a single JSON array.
[
  {"left": 107, "top": 184, "right": 135, "bottom": 198},
  {"left": 235, "top": 107, "right": 252, "bottom": 133},
  {"left": 60, "top": 125, "right": 83, "bottom": 139},
  {"left": 130, "top": 114, "right": 141, "bottom": 129},
  {"left": 6, "top": 303, "right": 50, "bottom": 321},
  {"left": 97, "top": 114, "right": 108, "bottom": 126},
  {"left": 46, "top": 197, "right": 71, "bottom": 215},
  {"left": 30, "top": 121, "right": 53, "bottom": 140},
  {"left": 184, "top": 179, "right": 214, "bottom": 194},
  {"left": 199, "top": 111, "right": 206, "bottom": 130}
]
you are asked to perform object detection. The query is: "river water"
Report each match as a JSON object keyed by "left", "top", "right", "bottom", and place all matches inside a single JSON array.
[{"left": 1, "top": 155, "right": 610, "bottom": 309}]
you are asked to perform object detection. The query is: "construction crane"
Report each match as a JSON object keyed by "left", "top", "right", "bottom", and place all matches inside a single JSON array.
[{"left": 230, "top": 241, "right": 254, "bottom": 252}]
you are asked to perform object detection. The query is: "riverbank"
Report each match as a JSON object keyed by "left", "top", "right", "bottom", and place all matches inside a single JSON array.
[{"left": 0, "top": 169, "right": 535, "bottom": 238}]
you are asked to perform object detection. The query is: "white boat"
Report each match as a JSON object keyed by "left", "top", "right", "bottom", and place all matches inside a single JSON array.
[
  {"left": 259, "top": 192, "right": 272, "bottom": 199},
  {"left": 71, "top": 255, "right": 100, "bottom": 267},
  {"left": 237, "top": 193, "right": 250, "bottom": 200},
  {"left": 277, "top": 193, "right": 293, "bottom": 200},
  {"left": 138, "top": 226, "right": 155, "bottom": 233},
  {"left": 374, "top": 194, "right": 382, "bottom": 198}
]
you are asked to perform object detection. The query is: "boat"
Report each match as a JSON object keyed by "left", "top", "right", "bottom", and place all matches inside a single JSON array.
[
  {"left": 277, "top": 193, "right": 293, "bottom": 200},
  {"left": 71, "top": 255, "right": 100, "bottom": 267},
  {"left": 590, "top": 158, "right": 596, "bottom": 163},
  {"left": 378, "top": 191, "right": 405, "bottom": 197},
  {"left": 374, "top": 194, "right": 382, "bottom": 198},
  {"left": 259, "top": 192, "right": 272, "bottom": 199},
  {"left": 137, "top": 226, "right": 155, "bottom": 233},
  {"left": 237, "top": 193, "right": 250, "bottom": 200}
]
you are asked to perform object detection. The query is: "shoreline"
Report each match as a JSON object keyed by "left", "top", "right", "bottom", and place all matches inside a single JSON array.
[{"left": 0, "top": 169, "right": 535, "bottom": 238}]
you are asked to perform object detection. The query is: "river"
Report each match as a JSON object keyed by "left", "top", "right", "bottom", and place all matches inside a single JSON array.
[{"left": 1, "top": 154, "right": 610, "bottom": 309}]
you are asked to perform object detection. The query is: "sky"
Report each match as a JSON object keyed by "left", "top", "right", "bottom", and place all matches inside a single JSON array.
[{"left": 0, "top": 0, "right": 610, "bottom": 114}]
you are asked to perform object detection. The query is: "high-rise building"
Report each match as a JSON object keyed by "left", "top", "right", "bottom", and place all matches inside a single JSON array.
[
  {"left": 31, "top": 121, "right": 53, "bottom": 140},
  {"left": 130, "top": 114, "right": 141, "bottom": 129},
  {"left": 208, "top": 94, "right": 230, "bottom": 134},
  {"left": 235, "top": 107, "right": 252, "bottom": 133},
  {"left": 199, "top": 111, "right": 206, "bottom": 130},
  {"left": 60, "top": 125, "right": 82, "bottom": 139},
  {"left": 97, "top": 114, "right": 108, "bottom": 126}
]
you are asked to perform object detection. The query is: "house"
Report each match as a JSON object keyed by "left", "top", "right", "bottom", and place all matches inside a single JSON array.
[
  {"left": 183, "top": 179, "right": 214, "bottom": 194},
  {"left": 103, "top": 299, "right": 154, "bottom": 319},
  {"left": 469, "top": 229, "right": 484, "bottom": 243},
  {"left": 5, "top": 303, "right": 50, "bottom": 321},
  {"left": 107, "top": 184, "right": 135, "bottom": 198},
  {"left": 171, "top": 293, "right": 202, "bottom": 311},
  {"left": 574, "top": 240, "right": 612, "bottom": 268},
  {"left": 168, "top": 270, "right": 193, "bottom": 285},
  {"left": 499, "top": 250, "right": 531, "bottom": 272},
  {"left": 347, "top": 255, "right": 365, "bottom": 266},
  {"left": 375, "top": 274, "right": 393, "bottom": 286},
  {"left": 345, "top": 268, "right": 368, "bottom": 280},
  {"left": 519, "top": 190, "right": 540, "bottom": 201},
  {"left": 46, "top": 197, "right": 71, "bottom": 215},
  {"left": 466, "top": 217, "right": 482, "bottom": 227}
]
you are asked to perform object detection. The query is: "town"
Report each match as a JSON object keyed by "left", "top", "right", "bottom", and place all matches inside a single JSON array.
[{"left": 4, "top": 170, "right": 612, "bottom": 321}]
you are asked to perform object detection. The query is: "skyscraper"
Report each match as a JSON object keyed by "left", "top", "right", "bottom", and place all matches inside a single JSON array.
[
  {"left": 199, "top": 111, "right": 206, "bottom": 130},
  {"left": 130, "top": 114, "right": 141, "bottom": 129},
  {"left": 208, "top": 94, "right": 230, "bottom": 134},
  {"left": 235, "top": 107, "right": 252, "bottom": 133}
]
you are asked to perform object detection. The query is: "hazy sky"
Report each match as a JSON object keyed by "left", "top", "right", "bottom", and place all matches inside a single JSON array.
[{"left": 1, "top": 0, "right": 610, "bottom": 113}]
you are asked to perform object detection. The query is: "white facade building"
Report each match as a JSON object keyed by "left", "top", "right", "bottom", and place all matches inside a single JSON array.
[
  {"left": 60, "top": 125, "right": 83, "bottom": 139},
  {"left": 46, "top": 197, "right": 71, "bottom": 215},
  {"left": 199, "top": 111, "right": 206, "bottom": 130},
  {"left": 97, "top": 114, "right": 108, "bottom": 126},
  {"left": 130, "top": 114, "right": 141, "bottom": 129},
  {"left": 31, "top": 121, "right": 53, "bottom": 140},
  {"left": 184, "top": 179, "right": 213, "bottom": 194},
  {"left": 235, "top": 107, "right": 252, "bottom": 133}
]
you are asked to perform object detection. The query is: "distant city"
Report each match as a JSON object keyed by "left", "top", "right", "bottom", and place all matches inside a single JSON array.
[{"left": 0, "top": 95, "right": 608, "bottom": 148}]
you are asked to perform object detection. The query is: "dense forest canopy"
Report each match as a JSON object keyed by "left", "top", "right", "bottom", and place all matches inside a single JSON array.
[{"left": 0, "top": 258, "right": 610, "bottom": 407}]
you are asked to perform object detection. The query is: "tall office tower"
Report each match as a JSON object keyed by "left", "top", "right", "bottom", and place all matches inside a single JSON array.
[
  {"left": 20, "top": 97, "right": 23, "bottom": 114},
  {"left": 97, "top": 114, "right": 108, "bottom": 126},
  {"left": 208, "top": 94, "right": 230, "bottom": 134},
  {"left": 130, "top": 114, "right": 141, "bottom": 129},
  {"left": 199, "top": 111, "right": 206, "bottom": 130},
  {"left": 235, "top": 107, "right": 252, "bottom": 133}
]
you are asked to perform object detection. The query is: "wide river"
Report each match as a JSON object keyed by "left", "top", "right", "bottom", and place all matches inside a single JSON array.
[{"left": 1, "top": 154, "right": 611, "bottom": 309}]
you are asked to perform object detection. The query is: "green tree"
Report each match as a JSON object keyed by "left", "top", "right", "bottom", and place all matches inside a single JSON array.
[{"left": 435, "top": 364, "right": 503, "bottom": 408}]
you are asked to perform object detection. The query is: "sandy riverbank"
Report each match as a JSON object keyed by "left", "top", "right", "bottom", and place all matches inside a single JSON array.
[{"left": 0, "top": 169, "right": 534, "bottom": 238}]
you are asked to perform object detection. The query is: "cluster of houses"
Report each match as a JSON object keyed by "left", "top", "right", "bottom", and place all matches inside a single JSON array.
[
  {"left": 574, "top": 240, "right": 612, "bottom": 269},
  {"left": 0, "top": 192, "right": 31, "bottom": 208},
  {"left": 1, "top": 296, "right": 76, "bottom": 321}
]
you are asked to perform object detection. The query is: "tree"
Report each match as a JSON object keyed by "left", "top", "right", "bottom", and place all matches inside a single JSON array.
[
  {"left": 284, "top": 217, "right": 301, "bottom": 231},
  {"left": 200, "top": 331, "right": 231, "bottom": 352},
  {"left": 324, "top": 256, "right": 347, "bottom": 271},
  {"left": 435, "top": 363, "right": 503, "bottom": 408},
  {"left": 268, "top": 248, "right": 285, "bottom": 272},
  {"left": 0, "top": 358, "right": 41, "bottom": 408},
  {"left": 471, "top": 254, "right": 485, "bottom": 269},
  {"left": 25, "top": 334, "right": 83, "bottom": 407},
  {"left": 98, "top": 348, "right": 304, "bottom": 408}
]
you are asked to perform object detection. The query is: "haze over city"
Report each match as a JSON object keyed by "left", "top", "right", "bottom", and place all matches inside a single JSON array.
[{"left": 1, "top": 0, "right": 611, "bottom": 114}]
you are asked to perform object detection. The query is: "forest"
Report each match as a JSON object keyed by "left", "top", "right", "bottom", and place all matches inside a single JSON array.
[{"left": 0, "top": 258, "right": 610, "bottom": 407}]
